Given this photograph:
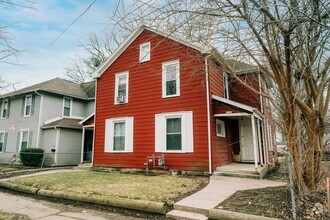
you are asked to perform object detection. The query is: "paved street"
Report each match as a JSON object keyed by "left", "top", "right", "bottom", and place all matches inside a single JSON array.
[{"left": 0, "top": 190, "right": 144, "bottom": 220}]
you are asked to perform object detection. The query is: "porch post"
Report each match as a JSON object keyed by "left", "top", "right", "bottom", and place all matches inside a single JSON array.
[
  {"left": 81, "top": 127, "right": 85, "bottom": 164},
  {"left": 251, "top": 115, "right": 258, "bottom": 171},
  {"left": 262, "top": 121, "right": 267, "bottom": 164},
  {"left": 257, "top": 119, "right": 264, "bottom": 165},
  {"left": 264, "top": 121, "right": 269, "bottom": 164}
]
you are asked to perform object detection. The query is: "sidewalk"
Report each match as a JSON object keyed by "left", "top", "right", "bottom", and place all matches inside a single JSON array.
[
  {"left": 167, "top": 176, "right": 286, "bottom": 219},
  {"left": 0, "top": 190, "right": 143, "bottom": 220}
]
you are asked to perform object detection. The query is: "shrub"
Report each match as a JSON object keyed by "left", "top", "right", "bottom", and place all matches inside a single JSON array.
[{"left": 19, "top": 148, "right": 45, "bottom": 167}]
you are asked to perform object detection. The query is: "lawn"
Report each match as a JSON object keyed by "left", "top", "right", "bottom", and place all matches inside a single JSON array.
[{"left": 8, "top": 171, "right": 208, "bottom": 203}]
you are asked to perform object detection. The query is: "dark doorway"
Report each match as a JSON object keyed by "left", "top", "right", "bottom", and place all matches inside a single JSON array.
[{"left": 83, "top": 129, "right": 93, "bottom": 162}]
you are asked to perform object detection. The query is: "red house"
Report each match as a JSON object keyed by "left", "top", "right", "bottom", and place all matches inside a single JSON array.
[{"left": 89, "top": 25, "right": 276, "bottom": 177}]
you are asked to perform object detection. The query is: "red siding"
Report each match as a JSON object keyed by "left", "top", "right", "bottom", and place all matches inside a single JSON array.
[{"left": 94, "top": 30, "right": 209, "bottom": 171}]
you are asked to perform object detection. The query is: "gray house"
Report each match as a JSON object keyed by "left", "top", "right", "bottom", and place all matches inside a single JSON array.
[{"left": 0, "top": 78, "right": 95, "bottom": 166}]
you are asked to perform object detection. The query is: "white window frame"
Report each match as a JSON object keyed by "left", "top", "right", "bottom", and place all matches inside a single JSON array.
[
  {"left": 104, "top": 117, "right": 134, "bottom": 153},
  {"left": 162, "top": 60, "right": 180, "bottom": 98},
  {"left": 216, "top": 119, "right": 226, "bottom": 137},
  {"left": 114, "top": 72, "right": 129, "bottom": 105},
  {"left": 139, "top": 42, "right": 151, "bottom": 63},
  {"left": 1, "top": 99, "right": 8, "bottom": 119},
  {"left": 62, "top": 97, "right": 73, "bottom": 117},
  {"left": 24, "top": 95, "right": 32, "bottom": 117},
  {"left": 19, "top": 129, "right": 30, "bottom": 151},
  {"left": 0, "top": 131, "right": 5, "bottom": 153},
  {"left": 155, "top": 111, "right": 193, "bottom": 153},
  {"left": 223, "top": 73, "right": 229, "bottom": 99}
]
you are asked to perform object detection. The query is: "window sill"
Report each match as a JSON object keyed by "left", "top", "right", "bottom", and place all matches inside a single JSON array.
[
  {"left": 114, "top": 102, "right": 128, "bottom": 105},
  {"left": 158, "top": 150, "right": 188, "bottom": 153},
  {"left": 162, "top": 94, "right": 180, "bottom": 99},
  {"left": 23, "top": 115, "right": 31, "bottom": 118},
  {"left": 139, "top": 59, "right": 150, "bottom": 63},
  {"left": 216, "top": 134, "right": 226, "bottom": 138},
  {"left": 106, "top": 151, "right": 133, "bottom": 153}
]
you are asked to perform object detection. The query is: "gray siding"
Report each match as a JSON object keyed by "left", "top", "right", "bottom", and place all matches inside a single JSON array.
[
  {"left": 57, "top": 128, "right": 82, "bottom": 165},
  {"left": 0, "top": 94, "right": 40, "bottom": 163},
  {"left": 41, "top": 129, "right": 56, "bottom": 166},
  {"left": 85, "top": 100, "right": 95, "bottom": 116}
]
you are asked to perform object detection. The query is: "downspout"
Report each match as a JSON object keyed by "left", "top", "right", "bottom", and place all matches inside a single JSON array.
[
  {"left": 35, "top": 91, "right": 43, "bottom": 148},
  {"left": 205, "top": 54, "right": 212, "bottom": 174},
  {"left": 91, "top": 79, "right": 98, "bottom": 167},
  {"left": 258, "top": 74, "right": 263, "bottom": 114}
]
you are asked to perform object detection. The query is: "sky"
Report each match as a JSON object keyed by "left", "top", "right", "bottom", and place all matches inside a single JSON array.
[{"left": 0, "top": 0, "right": 117, "bottom": 91}]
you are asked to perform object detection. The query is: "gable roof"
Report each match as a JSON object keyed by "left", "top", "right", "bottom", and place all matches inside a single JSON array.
[
  {"left": 0, "top": 78, "right": 96, "bottom": 100},
  {"left": 92, "top": 24, "right": 211, "bottom": 79}
]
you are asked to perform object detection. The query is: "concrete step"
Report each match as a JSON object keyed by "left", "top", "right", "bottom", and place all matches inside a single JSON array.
[
  {"left": 166, "top": 210, "right": 208, "bottom": 220},
  {"left": 215, "top": 167, "right": 259, "bottom": 175},
  {"left": 213, "top": 171, "right": 260, "bottom": 179},
  {"left": 174, "top": 204, "right": 208, "bottom": 215},
  {"left": 75, "top": 163, "right": 92, "bottom": 170}
]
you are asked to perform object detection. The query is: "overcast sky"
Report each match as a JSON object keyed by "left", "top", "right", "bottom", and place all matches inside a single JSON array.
[{"left": 0, "top": 0, "right": 116, "bottom": 91}]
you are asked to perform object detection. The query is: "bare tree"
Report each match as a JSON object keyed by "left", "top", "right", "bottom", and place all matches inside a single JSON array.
[{"left": 112, "top": 0, "right": 329, "bottom": 196}]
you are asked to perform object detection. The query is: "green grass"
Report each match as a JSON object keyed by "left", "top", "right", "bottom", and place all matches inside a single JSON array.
[{"left": 9, "top": 171, "right": 208, "bottom": 203}]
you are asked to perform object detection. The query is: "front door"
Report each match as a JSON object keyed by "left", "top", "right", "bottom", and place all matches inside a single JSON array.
[
  {"left": 240, "top": 125, "right": 254, "bottom": 162},
  {"left": 83, "top": 130, "right": 93, "bottom": 162}
]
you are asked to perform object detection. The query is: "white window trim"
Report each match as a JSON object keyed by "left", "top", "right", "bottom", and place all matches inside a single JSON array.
[
  {"left": 155, "top": 111, "right": 193, "bottom": 153},
  {"left": 0, "top": 130, "right": 5, "bottom": 153},
  {"left": 139, "top": 42, "right": 151, "bottom": 63},
  {"left": 19, "top": 129, "right": 30, "bottom": 151},
  {"left": 114, "top": 72, "right": 129, "bottom": 105},
  {"left": 105, "top": 117, "right": 134, "bottom": 153},
  {"left": 223, "top": 73, "right": 229, "bottom": 99},
  {"left": 24, "top": 95, "right": 32, "bottom": 117},
  {"left": 1, "top": 99, "right": 8, "bottom": 119},
  {"left": 216, "top": 119, "right": 226, "bottom": 137},
  {"left": 162, "top": 60, "right": 180, "bottom": 98},
  {"left": 62, "top": 97, "right": 73, "bottom": 118}
]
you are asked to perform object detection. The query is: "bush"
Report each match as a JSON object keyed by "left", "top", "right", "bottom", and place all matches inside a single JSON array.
[{"left": 19, "top": 148, "right": 44, "bottom": 167}]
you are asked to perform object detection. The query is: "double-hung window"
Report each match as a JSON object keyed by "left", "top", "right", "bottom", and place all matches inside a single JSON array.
[
  {"left": 24, "top": 95, "right": 32, "bottom": 117},
  {"left": 105, "top": 117, "right": 134, "bottom": 152},
  {"left": 223, "top": 73, "right": 229, "bottom": 99},
  {"left": 20, "top": 129, "right": 29, "bottom": 150},
  {"left": 63, "top": 97, "right": 72, "bottom": 117},
  {"left": 0, "top": 131, "right": 5, "bottom": 152},
  {"left": 139, "top": 42, "right": 150, "bottom": 63},
  {"left": 1, "top": 99, "right": 8, "bottom": 119},
  {"left": 155, "top": 111, "right": 193, "bottom": 153},
  {"left": 166, "top": 117, "right": 182, "bottom": 150},
  {"left": 162, "top": 60, "right": 180, "bottom": 98},
  {"left": 115, "top": 72, "right": 129, "bottom": 104}
]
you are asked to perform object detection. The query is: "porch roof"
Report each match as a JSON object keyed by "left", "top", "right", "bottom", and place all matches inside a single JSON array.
[
  {"left": 79, "top": 113, "right": 94, "bottom": 125},
  {"left": 212, "top": 94, "right": 263, "bottom": 120},
  {"left": 41, "top": 118, "right": 82, "bottom": 130}
]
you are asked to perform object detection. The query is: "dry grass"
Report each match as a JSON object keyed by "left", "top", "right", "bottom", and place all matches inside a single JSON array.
[
  {"left": 9, "top": 171, "right": 208, "bottom": 203},
  {"left": 0, "top": 211, "right": 29, "bottom": 220}
]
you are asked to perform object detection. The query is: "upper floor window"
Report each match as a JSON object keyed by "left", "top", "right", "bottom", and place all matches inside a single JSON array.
[
  {"left": 223, "top": 73, "right": 229, "bottom": 99},
  {"left": 162, "top": 60, "right": 180, "bottom": 98},
  {"left": 139, "top": 42, "right": 150, "bottom": 63},
  {"left": 24, "top": 95, "right": 32, "bottom": 117},
  {"left": 115, "top": 72, "right": 128, "bottom": 104},
  {"left": 63, "top": 97, "right": 72, "bottom": 117},
  {"left": 1, "top": 99, "right": 8, "bottom": 119},
  {"left": 104, "top": 117, "right": 134, "bottom": 153}
]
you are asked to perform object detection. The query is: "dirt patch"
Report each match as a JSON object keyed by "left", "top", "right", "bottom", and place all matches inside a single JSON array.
[{"left": 218, "top": 161, "right": 330, "bottom": 220}]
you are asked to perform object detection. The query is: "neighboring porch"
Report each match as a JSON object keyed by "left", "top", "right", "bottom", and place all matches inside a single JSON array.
[
  {"left": 212, "top": 95, "right": 274, "bottom": 179},
  {"left": 80, "top": 113, "right": 94, "bottom": 164}
]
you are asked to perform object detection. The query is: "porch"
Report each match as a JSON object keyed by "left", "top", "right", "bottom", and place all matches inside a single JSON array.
[{"left": 214, "top": 163, "right": 270, "bottom": 179}]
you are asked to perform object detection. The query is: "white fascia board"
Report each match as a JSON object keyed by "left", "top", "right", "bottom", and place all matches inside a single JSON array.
[
  {"left": 212, "top": 94, "right": 254, "bottom": 112},
  {"left": 214, "top": 113, "right": 251, "bottom": 117},
  {"left": 92, "top": 24, "right": 211, "bottom": 79},
  {"left": 79, "top": 112, "right": 95, "bottom": 125}
]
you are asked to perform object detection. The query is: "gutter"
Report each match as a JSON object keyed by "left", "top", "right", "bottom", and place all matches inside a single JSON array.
[{"left": 205, "top": 54, "right": 212, "bottom": 174}]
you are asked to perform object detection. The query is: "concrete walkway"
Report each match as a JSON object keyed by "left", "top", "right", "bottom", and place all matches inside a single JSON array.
[
  {"left": 0, "top": 190, "right": 143, "bottom": 220},
  {"left": 167, "top": 176, "right": 286, "bottom": 219}
]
